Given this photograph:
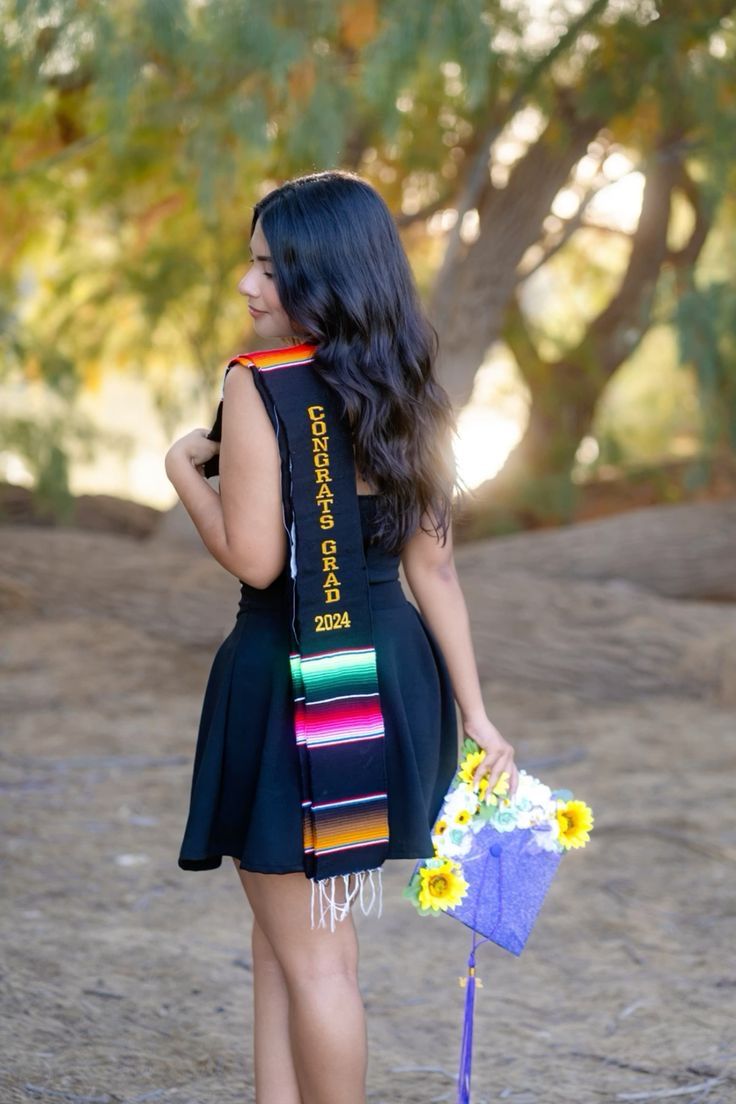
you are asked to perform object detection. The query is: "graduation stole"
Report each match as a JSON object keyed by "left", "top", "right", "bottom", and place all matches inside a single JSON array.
[{"left": 224, "top": 342, "right": 390, "bottom": 927}]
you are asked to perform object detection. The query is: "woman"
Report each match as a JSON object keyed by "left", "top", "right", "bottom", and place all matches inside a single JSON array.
[{"left": 165, "top": 170, "right": 519, "bottom": 1104}]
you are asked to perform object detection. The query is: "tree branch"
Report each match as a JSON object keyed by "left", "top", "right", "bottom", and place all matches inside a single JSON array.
[
  {"left": 434, "top": 0, "right": 611, "bottom": 285},
  {"left": 503, "top": 295, "right": 548, "bottom": 391},
  {"left": 517, "top": 173, "right": 611, "bottom": 281},
  {"left": 516, "top": 136, "right": 708, "bottom": 284},
  {"left": 395, "top": 187, "right": 459, "bottom": 229},
  {"left": 668, "top": 162, "right": 712, "bottom": 268},
  {"left": 588, "top": 141, "right": 680, "bottom": 376}
]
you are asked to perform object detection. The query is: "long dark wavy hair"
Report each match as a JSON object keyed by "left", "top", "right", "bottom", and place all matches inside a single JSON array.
[{"left": 251, "top": 170, "right": 462, "bottom": 556}]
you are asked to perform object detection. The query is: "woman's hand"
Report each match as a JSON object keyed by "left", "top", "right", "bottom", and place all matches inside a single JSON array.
[
  {"left": 463, "top": 713, "right": 520, "bottom": 799},
  {"left": 165, "top": 429, "right": 220, "bottom": 478}
]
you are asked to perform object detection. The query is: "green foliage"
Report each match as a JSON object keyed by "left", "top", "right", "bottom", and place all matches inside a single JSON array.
[
  {"left": 2, "top": 0, "right": 736, "bottom": 518},
  {"left": 591, "top": 327, "right": 703, "bottom": 467},
  {"left": 0, "top": 409, "right": 99, "bottom": 518},
  {"left": 675, "top": 280, "right": 736, "bottom": 450}
]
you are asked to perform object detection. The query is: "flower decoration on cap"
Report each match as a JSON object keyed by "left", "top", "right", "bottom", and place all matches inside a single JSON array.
[{"left": 403, "top": 737, "right": 595, "bottom": 918}]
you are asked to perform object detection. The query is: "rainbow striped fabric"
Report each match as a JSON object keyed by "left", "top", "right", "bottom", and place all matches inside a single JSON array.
[
  {"left": 225, "top": 342, "right": 390, "bottom": 926},
  {"left": 290, "top": 647, "right": 389, "bottom": 861}
]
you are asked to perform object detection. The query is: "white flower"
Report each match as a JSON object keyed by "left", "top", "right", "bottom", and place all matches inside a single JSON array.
[
  {"left": 435, "top": 825, "right": 475, "bottom": 859},
  {"left": 442, "top": 782, "right": 479, "bottom": 821},
  {"left": 513, "top": 771, "right": 553, "bottom": 807},
  {"left": 515, "top": 799, "right": 556, "bottom": 830},
  {"left": 510, "top": 772, "right": 557, "bottom": 831},
  {"left": 529, "top": 818, "right": 561, "bottom": 852}
]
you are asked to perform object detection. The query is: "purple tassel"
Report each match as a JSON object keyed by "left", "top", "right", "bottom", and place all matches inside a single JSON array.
[
  {"left": 456, "top": 929, "right": 492, "bottom": 1104},
  {"left": 457, "top": 845, "right": 498, "bottom": 1103},
  {"left": 456, "top": 936, "right": 477, "bottom": 1104}
]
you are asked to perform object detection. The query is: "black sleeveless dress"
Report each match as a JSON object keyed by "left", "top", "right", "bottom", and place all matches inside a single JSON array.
[{"left": 177, "top": 494, "right": 459, "bottom": 874}]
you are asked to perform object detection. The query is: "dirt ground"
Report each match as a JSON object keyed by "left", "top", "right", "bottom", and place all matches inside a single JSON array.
[{"left": 1, "top": 504, "right": 735, "bottom": 1104}]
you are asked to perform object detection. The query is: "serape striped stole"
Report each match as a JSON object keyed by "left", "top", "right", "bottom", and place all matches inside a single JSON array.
[{"left": 224, "top": 342, "right": 390, "bottom": 926}]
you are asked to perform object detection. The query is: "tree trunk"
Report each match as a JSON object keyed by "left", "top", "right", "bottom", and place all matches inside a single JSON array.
[
  {"left": 430, "top": 111, "right": 601, "bottom": 409},
  {"left": 426, "top": 2, "right": 734, "bottom": 528},
  {"left": 460, "top": 149, "right": 711, "bottom": 529}
]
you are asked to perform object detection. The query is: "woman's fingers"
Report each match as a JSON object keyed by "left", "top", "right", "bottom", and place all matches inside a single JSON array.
[
  {"left": 472, "top": 747, "right": 518, "bottom": 797},
  {"left": 505, "top": 761, "right": 520, "bottom": 797},
  {"left": 472, "top": 748, "right": 504, "bottom": 788}
]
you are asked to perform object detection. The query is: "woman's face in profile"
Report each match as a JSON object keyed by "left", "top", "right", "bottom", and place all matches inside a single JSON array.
[{"left": 238, "top": 217, "right": 300, "bottom": 342}]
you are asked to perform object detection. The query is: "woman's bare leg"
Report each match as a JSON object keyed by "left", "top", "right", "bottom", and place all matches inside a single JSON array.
[
  {"left": 233, "top": 862, "right": 367, "bottom": 1104},
  {"left": 232, "top": 859, "right": 302, "bottom": 1103}
]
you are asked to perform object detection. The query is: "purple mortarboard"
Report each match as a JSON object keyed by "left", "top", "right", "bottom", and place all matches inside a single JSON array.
[{"left": 436, "top": 821, "right": 563, "bottom": 954}]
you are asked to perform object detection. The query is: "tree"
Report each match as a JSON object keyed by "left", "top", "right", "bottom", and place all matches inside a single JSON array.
[
  {"left": 2, "top": 1, "right": 735, "bottom": 525},
  {"left": 410, "top": 1, "right": 736, "bottom": 525}
]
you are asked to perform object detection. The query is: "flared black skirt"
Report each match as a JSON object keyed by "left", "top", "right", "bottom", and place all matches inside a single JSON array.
[{"left": 178, "top": 572, "right": 459, "bottom": 874}]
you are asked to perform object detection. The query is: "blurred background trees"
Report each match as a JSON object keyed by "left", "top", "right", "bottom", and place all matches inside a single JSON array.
[{"left": 2, "top": 0, "right": 735, "bottom": 533}]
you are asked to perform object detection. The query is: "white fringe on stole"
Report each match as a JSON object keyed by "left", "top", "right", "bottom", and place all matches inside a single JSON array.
[{"left": 310, "top": 868, "right": 384, "bottom": 931}]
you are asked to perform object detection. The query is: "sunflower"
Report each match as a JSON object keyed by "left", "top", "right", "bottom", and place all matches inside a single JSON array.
[
  {"left": 418, "top": 859, "right": 469, "bottom": 912},
  {"left": 453, "top": 808, "right": 472, "bottom": 827},
  {"left": 458, "top": 749, "right": 486, "bottom": 786},
  {"left": 459, "top": 750, "right": 511, "bottom": 803},
  {"left": 433, "top": 818, "right": 448, "bottom": 836},
  {"left": 555, "top": 799, "right": 594, "bottom": 849}
]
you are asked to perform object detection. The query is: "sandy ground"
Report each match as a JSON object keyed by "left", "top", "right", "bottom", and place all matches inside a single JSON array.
[{"left": 1, "top": 512, "right": 735, "bottom": 1104}]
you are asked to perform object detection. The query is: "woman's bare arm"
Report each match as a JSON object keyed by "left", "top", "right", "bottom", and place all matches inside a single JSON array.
[
  {"left": 164, "top": 364, "right": 287, "bottom": 588},
  {"left": 400, "top": 511, "right": 519, "bottom": 795}
]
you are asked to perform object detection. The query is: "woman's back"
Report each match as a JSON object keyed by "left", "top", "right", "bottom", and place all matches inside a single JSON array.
[{"left": 238, "top": 493, "right": 401, "bottom": 612}]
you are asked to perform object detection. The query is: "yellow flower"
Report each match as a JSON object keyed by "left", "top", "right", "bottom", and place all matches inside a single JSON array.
[
  {"left": 458, "top": 750, "right": 486, "bottom": 786},
  {"left": 454, "top": 809, "right": 472, "bottom": 826},
  {"left": 479, "top": 770, "right": 511, "bottom": 805},
  {"left": 418, "top": 860, "right": 469, "bottom": 912},
  {"left": 493, "top": 771, "right": 510, "bottom": 796},
  {"left": 460, "top": 751, "right": 511, "bottom": 805},
  {"left": 555, "top": 800, "right": 594, "bottom": 849}
]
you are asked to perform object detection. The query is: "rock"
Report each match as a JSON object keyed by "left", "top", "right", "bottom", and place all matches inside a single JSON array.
[
  {"left": 147, "top": 498, "right": 212, "bottom": 549},
  {"left": 0, "top": 482, "right": 162, "bottom": 539}
]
